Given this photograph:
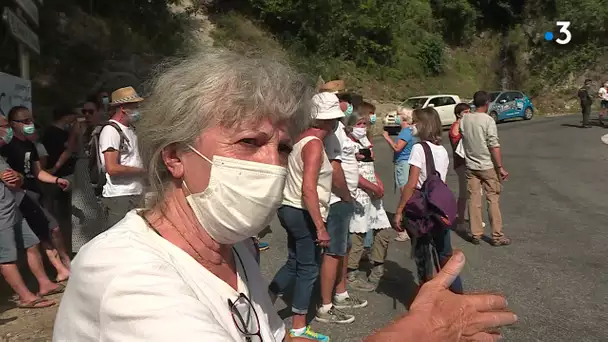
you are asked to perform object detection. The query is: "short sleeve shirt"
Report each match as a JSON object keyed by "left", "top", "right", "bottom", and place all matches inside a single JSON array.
[
  {"left": 0, "top": 158, "right": 17, "bottom": 230},
  {"left": 408, "top": 142, "right": 449, "bottom": 189},
  {"left": 394, "top": 127, "right": 416, "bottom": 162},
  {"left": 324, "top": 122, "right": 359, "bottom": 204},
  {"left": 98, "top": 120, "right": 144, "bottom": 198},
  {"left": 0, "top": 138, "right": 41, "bottom": 193},
  {"left": 53, "top": 211, "right": 286, "bottom": 341},
  {"left": 42, "top": 125, "right": 76, "bottom": 177}
]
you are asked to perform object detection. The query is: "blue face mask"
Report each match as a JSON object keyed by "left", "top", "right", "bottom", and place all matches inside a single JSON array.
[
  {"left": 344, "top": 103, "right": 353, "bottom": 117},
  {"left": 2, "top": 127, "right": 13, "bottom": 144},
  {"left": 369, "top": 113, "right": 377, "bottom": 124},
  {"left": 23, "top": 124, "right": 35, "bottom": 136},
  {"left": 395, "top": 116, "right": 402, "bottom": 125},
  {"left": 128, "top": 110, "right": 141, "bottom": 122},
  {"left": 102, "top": 97, "right": 110, "bottom": 106}
]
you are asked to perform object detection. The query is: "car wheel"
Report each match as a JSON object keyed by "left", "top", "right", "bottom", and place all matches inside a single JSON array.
[
  {"left": 490, "top": 111, "right": 498, "bottom": 123},
  {"left": 523, "top": 107, "right": 533, "bottom": 120}
]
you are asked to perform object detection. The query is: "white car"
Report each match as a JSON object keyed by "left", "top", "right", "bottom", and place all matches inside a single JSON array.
[{"left": 383, "top": 94, "right": 462, "bottom": 134}]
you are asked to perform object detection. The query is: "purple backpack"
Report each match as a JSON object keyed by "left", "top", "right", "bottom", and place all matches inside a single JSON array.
[{"left": 404, "top": 142, "right": 457, "bottom": 237}]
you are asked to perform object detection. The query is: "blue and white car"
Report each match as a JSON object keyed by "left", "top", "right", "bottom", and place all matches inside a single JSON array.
[{"left": 471, "top": 91, "right": 535, "bottom": 122}]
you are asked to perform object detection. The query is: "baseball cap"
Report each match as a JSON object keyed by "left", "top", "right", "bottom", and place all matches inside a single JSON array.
[{"left": 312, "top": 93, "right": 345, "bottom": 120}]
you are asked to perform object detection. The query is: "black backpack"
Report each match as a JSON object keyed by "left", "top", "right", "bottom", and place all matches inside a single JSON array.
[{"left": 87, "top": 121, "right": 129, "bottom": 196}]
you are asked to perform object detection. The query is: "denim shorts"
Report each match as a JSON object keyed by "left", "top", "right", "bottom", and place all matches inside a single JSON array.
[
  {"left": 325, "top": 201, "right": 354, "bottom": 256},
  {"left": 394, "top": 160, "right": 410, "bottom": 190}
]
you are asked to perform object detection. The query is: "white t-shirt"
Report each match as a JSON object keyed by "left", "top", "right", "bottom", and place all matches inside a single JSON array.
[
  {"left": 324, "top": 122, "right": 359, "bottom": 204},
  {"left": 408, "top": 142, "right": 449, "bottom": 189},
  {"left": 53, "top": 211, "right": 285, "bottom": 342},
  {"left": 599, "top": 87, "right": 608, "bottom": 101},
  {"left": 99, "top": 120, "right": 144, "bottom": 198}
]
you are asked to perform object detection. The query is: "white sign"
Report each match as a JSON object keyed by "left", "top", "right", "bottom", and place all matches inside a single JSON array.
[
  {"left": 0, "top": 72, "right": 32, "bottom": 116},
  {"left": 2, "top": 7, "right": 40, "bottom": 54},
  {"left": 14, "top": 0, "right": 39, "bottom": 26}
]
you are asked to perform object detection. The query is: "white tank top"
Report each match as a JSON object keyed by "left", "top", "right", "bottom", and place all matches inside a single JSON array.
[{"left": 282, "top": 136, "right": 333, "bottom": 221}]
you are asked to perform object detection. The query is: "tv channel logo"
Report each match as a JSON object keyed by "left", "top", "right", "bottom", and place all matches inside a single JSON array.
[{"left": 545, "top": 21, "right": 572, "bottom": 45}]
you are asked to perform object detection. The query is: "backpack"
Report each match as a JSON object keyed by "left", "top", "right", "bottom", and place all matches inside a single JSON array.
[
  {"left": 87, "top": 121, "right": 129, "bottom": 196},
  {"left": 403, "top": 142, "right": 457, "bottom": 238}
]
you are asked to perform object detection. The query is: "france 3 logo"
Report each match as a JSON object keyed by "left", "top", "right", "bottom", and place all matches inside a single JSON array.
[{"left": 544, "top": 22, "right": 572, "bottom": 45}]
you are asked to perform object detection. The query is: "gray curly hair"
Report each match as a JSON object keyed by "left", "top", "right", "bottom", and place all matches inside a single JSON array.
[{"left": 138, "top": 49, "right": 314, "bottom": 209}]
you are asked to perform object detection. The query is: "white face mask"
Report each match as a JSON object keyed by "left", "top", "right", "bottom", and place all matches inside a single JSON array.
[
  {"left": 411, "top": 124, "right": 419, "bottom": 136},
  {"left": 184, "top": 145, "right": 287, "bottom": 245},
  {"left": 351, "top": 127, "right": 367, "bottom": 140}
]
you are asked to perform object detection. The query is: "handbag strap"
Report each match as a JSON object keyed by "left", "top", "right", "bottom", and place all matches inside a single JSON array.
[{"left": 419, "top": 141, "right": 437, "bottom": 176}]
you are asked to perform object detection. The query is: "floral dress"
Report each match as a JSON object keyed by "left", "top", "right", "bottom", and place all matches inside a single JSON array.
[{"left": 349, "top": 138, "right": 391, "bottom": 234}]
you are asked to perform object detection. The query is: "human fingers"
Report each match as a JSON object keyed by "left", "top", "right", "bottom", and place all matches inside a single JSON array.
[
  {"left": 462, "top": 331, "right": 503, "bottom": 341},
  {"left": 466, "top": 311, "right": 518, "bottom": 333},
  {"left": 465, "top": 293, "right": 509, "bottom": 311},
  {"left": 429, "top": 250, "right": 465, "bottom": 289}
]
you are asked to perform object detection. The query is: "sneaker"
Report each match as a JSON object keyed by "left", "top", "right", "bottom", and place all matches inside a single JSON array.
[
  {"left": 257, "top": 241, "right": 269, "bottom": 251},
  {"left": 333, "top": 294, "right": 368, "bottom": 309},
  {"left": 315, "top": 306, "right": 355, "bottom": 324},
  {"left": 348, "top": 276, "right": 377, "bottom": 292},
  {"left": 290, "top": 326, "right": 330, "bottom": 342},
  {"left": 470, "top": 236, "right": 481, "bottom": 245},
  {"left": 490, "top": 236, "right": 511, "bottom": 246}
]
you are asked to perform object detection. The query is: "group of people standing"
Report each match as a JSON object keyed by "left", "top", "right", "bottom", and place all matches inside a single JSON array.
[
  {"left": 0, "top": 86, "right": 146, "bottom": 309},
  {"left": 578, "top": 79, "right": 608, "bottom": 128}
]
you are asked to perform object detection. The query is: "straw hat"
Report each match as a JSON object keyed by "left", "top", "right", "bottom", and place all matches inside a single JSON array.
[
  {"left": 601, "top": 133, "right": 608, "bottom": 145},
  {"left": 110, "top": 86, "right": 144, "bottom": 106},
  {"left": 319, "top": 80, "right": 346, "bottom": 94}
]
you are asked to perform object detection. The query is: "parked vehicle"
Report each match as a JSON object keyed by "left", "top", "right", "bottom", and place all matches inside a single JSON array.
[
  {"left": 383, "top": 94, "right": 461, "bottom": 134},
  {"left": 470, "top": 90, "right": 535, "bottom": 122}
]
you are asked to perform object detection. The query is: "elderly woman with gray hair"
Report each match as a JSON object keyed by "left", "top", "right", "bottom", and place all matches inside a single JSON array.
[
  {"left": 382, "top": 107, "right": 416, "bottom": 242},
  {"left": 53, "top": 50, "right": 516, "bottom": 342}
]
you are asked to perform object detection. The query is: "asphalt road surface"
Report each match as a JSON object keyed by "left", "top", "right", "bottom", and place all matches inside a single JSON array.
[{"left": 258, "top": 114, "right": 608, "bottom": 342}]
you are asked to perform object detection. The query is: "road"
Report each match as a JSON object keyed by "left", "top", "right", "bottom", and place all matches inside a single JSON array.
[
  {"left": 1, "top": 114, "right": 608, "bottom": 341},
  {"left": 259, "top": 114, "right": 608, "bottom": 342}
]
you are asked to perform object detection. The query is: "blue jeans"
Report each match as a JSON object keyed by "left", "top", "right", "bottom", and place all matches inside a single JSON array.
[
  {"left": 394, "top": 160, "right": 410, "bottom": 191},
  {"left": 269, "top": 206, "right": 321, "bottom": 314},
  {"left": 364, "top": 230, "right": 374, "bottom": 248},
  {"left": 325, "top": 201, "right": 354, "bottom": 256}
]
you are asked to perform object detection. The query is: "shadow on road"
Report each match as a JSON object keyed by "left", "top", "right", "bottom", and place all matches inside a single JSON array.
[{"left": 375, "top": 260, "right": 418, "bottom": 310}]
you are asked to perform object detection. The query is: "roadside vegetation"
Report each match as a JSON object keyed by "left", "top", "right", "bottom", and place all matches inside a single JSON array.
[{"left": 1, "top": 0, "right": 606, "bottom": 117}]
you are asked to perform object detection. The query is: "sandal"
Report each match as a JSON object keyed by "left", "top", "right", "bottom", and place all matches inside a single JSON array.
[
  {"left": 470, "top": 235, "right": 482, "bottom": 245},
  {"left": 39, "top": 283, "right": 65, "bottom": 297},
  {"left": 490, "top": 236, "right": 511, "bottom": 246},
  {"left": 17, "top": 297, "right": 56, "bottom": 309}
]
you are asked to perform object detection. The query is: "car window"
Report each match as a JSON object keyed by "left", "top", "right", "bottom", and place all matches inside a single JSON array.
[
  {"left": 496, "top": 92, "right": 510, "bottom": 103},
  {"left": 429, "top": 96, "right": 456, "bottom": 107},
  {"left": 511, "top": 91, "right": 525, "bottom": 100},
  {"left": 403, "top": 98, "right": 427, "bottom": 109}
]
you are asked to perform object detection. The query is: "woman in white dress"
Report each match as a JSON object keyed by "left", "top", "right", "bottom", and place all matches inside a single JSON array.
[
  {"left": 70, "top": 99, "right": 105, "bottom": 253},
  {"left": 345, "top": 111, "right": 393, "bottom": 288}
]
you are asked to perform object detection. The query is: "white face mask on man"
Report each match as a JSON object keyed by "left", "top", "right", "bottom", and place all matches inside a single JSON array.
[
  {"left": 183, "top": 145, "right": 287, "bottom": 245},
  {"left": 351, "top": 127, "right": 367, "bottom": 140}
]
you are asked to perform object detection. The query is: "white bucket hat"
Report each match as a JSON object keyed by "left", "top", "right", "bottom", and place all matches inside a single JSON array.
[{"left": 311, "top": 93, "right": 345, "bottom": 120}]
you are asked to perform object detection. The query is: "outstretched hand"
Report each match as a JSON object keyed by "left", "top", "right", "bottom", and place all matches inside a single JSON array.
[{"left": 408, "top": 251, "right": 518, "bottom": 341}]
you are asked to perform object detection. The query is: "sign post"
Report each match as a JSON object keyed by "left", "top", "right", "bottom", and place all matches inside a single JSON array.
[{"left": 2, "top": 4, "right": 40, "bottom": 80}]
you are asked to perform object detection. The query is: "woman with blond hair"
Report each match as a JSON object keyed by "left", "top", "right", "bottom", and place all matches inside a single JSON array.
[{"left": 382, "top": 106, "right": 415, "bottom": 241}]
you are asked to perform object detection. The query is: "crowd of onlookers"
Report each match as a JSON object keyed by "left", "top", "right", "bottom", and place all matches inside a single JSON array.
[
  {"left": 0, "top": 86, "right": 145, "bottom": 309},
  {"left": 2, "top": 50, "right": 517, "bottom": 341}
]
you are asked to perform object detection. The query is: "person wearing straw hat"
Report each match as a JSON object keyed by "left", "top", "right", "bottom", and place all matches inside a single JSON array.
[{"left": 98, "top": 86, "right": 146, "bottom": 229}]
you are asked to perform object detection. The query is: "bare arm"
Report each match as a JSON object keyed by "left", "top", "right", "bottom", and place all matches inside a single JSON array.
[
  {"left": 301, "top": 140, "right": 327, "bottom": 231},
  {"left": 33, "top": 160, "right": 60, "bottom": 184},
  {"left": 358, "top": 175, "right": 380, "bottom": 194},
  {"left": 103, "top": 150, "right": 146, "bottom": 177},
  {"left": 330, "top": 160, "right": 353, "bottom": 202},
  {"left": 384, "top": 134, "right": 408, "bottom": 153}
]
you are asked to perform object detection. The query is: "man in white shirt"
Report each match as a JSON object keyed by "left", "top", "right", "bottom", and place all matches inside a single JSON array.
[
  {"left": 99, "top": 86, "right": 146, "bottom": 228},
  {"left": 316, "top": 94, "right": 373, "bottom": 326}
]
